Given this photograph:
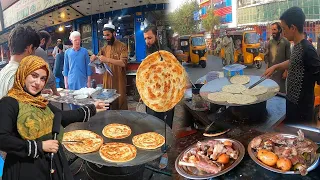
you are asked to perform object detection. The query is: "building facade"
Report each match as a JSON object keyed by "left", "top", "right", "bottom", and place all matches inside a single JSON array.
[{"left": 237, "top": 0, "right": 320, "bottom": 41}]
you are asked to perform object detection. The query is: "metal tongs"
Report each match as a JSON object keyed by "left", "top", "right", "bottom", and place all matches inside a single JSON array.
[{"left": 248, "top": 71, "right": 277, "bottom": 89}]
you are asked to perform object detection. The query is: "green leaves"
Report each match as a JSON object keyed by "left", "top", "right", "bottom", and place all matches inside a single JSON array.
[
  {"left": 168, "top": 0, "right": 200, "bottom": 35},
  {"left": 202, "top": 8, "right": 221, "bottom": 32}
]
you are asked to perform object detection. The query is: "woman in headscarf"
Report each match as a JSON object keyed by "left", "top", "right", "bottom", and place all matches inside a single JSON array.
[{"left": 0, "top": 55, "right": 108, "bottom": 180}]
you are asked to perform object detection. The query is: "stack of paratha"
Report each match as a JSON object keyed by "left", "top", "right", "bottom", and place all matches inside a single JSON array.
[{"left": 207, "top": 75, "right": 268, "bottom": 105}]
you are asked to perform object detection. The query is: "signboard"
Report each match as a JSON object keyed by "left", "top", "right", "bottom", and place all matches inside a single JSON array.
[
  {"left": 80, "top": 24, "right": 92, "bottom": 52},
  {"left": 3, "top": 0, "right": 65, "bottom": 28},
  {"left": 200, "top": 0, "right": 210, "bottom": 5},
  {"left": 193, "top": 11, "right": 200, "bottom": 21}
]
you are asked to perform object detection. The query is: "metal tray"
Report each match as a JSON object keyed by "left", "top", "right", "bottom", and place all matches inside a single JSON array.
[
  {"left": 63, "top": 110, "right": 173, "bottom": 167},
  {"left": 247, "top": 133, "right": 320, "bottom": 174},
  {"left": 175, "top": 138, "right": 245, "bottom": 179},
  {"left": 200, "top": 75, "right": 279, "bottom": 106}
]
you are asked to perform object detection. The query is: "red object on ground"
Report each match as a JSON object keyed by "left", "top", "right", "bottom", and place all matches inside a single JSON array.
[{"left": 176, "top": 129, "right": 198, "bottom": 139}]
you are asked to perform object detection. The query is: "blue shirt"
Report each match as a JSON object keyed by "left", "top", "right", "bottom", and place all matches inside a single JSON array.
[{"left": 63, "top": 47, "right": 92, "bottom": 90}]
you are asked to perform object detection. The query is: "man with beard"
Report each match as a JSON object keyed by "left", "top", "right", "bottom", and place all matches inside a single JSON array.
[
  {"left": 264, "top": 7, "right": 320, "bottom": 125},
  {"left": 143, "top": 25, "right": 174, "bottom": 128},
  {"left": 265, "top": 22, "right": 291, "bottom": 93},
  {"left": 144, "top": 25, "right": 171, "bottom": 55},
  {"left": 222, "top": 31, "right": 234, "bottom": 65},
  {"left": 90, "top": 24, "right": 128, "bottom": 110},
  {"left": 35, "top": 30, "right": 59, "bottom": 96}
]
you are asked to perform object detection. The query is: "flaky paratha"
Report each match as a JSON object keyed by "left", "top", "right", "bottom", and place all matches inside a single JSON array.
[
  {"left": 230, "top": 75, "right": 250, "bottom": 85},
  {"left": 242, "top": 85, "right": 268, "bottom": 96},
  {"left": 222, "top": 84, "right": 247, "bottom": 94},
  {"left": 102, "top": 123, "right": 131, "bottom": 139},
  {"left": 208, "top": 92, "right": 234, "bottom": 102},
  {"left": 227, "top": 94, "right": 258, "bottom": 105},
  {"left": 132, "top": 132, "right": 165, "bottom": 150},
  {"left": 99, "top": 142, "right": 137, "bottom": 163},
  {"left": 62, "top": 130, "right": 103, "bottom": 154},
  {"left": 136, "top": 50, "right": 187, "bottom": 112}
]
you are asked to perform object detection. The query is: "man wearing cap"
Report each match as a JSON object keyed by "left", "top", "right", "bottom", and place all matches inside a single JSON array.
[
  {"left": 91, "top": 24, "right": 128, "bottom": 110},
  {"left": 52, "top": 39, "right": 67, "bottom": 58}
]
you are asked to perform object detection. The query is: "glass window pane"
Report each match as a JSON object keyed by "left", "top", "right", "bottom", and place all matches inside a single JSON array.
[{"left": 314, "top": 6, "right": 319, "bottom": 14}]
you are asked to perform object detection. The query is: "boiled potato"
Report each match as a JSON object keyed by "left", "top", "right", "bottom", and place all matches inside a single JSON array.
[
  {"left": 276, "top": 158, "right": 292, "bottom": 171},
  {"left": 223, "top": 140, "right": 233, "bottom": 147},
  {"left": 217, "top": 153, "right": 230, "bottom": 164},
  {"left": 257, "top": 149, "right": 278, "bottom": 166}
]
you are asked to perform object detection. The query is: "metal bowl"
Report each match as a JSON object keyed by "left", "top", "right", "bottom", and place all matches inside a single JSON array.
[
  {"left": 248, "top": 133, "right": 320, "bottom": 174},
  {"left": 175, "top": 138, "right": 245, "bottom": 179}
]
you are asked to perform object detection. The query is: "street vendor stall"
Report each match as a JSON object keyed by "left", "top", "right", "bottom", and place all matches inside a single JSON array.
[
  {"left": 44, "top": 88, "right": 120, "bottom": 110},
  {"left": 176, "top": 67, "right": 320, "bottom": 179}
]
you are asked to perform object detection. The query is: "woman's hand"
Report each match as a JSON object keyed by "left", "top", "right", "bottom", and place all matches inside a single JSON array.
[
  {"left": 42, "top": 140, "right": 59, "bottom": 153},
  {"left": 94, "top": 101, "right": 109, "bottom": 112}
]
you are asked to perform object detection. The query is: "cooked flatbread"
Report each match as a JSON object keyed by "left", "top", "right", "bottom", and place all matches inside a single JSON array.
[
  {"left": 208, "top": 92, "right": 234, "bottom": 102},
  {"left": 136, "top": 50, "right": 187, "bottom": 112},
  {"left": 222, "top": 84, "right": 247, "bottom": 94},
  {"left": 227, "top": 94, "right": 258, "bottom": 105},
  {"left": 99, "top": 142, "right": 137, "bottom": 163},
  {"left": 132, "top": 132, "right": 165, "bottom": 150},
  {"left": 102, "top": 123, "right": 131, "bottom": 139},
  {"left": 242, "top": 85, "right": 268, "bottom": 96},
  {"left": 62, "top": 130, "right": 103, "bottom": 154},
  {"left": 230, "top": 75, "right": 250, "bottom": 85}
]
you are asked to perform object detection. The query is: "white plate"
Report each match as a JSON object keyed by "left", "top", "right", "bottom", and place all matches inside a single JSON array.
[
  {"left": 42, "top": 94, "right": 49, "bottom": 98},
  {"left": 74, "top": 95, "right": 88, "bottom": 100},
  {"left": 57, "top": 88, "right": 64, "bottom": 92}
]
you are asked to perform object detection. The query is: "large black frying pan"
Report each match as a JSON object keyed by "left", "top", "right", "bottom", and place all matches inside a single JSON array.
[{"left": 63, "top": 110, "right": 173, "bottom": 167}]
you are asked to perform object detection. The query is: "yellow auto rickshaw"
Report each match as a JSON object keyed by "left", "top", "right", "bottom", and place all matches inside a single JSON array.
[
  {"left": 220, "top": 30, "right": 264, "bottom": 69},
  {"left": 175, "top": 34, "right": 208, "bottom": 68}
]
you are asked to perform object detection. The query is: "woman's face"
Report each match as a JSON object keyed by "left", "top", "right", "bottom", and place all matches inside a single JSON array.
[{"left": 25, "top": 68, "right": 47, "bottom": 95}]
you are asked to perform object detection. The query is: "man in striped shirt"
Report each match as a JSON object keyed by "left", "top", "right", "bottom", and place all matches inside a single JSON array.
[{"left": 0, "top": 25, "right": 40, "bottom": 99}]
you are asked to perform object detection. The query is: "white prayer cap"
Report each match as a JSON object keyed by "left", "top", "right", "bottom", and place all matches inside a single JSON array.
[{"left": 103, "top": 24, "right": 115, "bottom": 30}]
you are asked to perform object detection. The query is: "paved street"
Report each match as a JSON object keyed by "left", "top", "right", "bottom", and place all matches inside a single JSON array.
[{"left": 184, "top": 55, "right": 266, "bottom": 83}]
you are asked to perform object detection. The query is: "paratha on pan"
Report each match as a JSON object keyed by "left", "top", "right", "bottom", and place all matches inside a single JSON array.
[
  {"left": 242, "top": 85, "right": 268, "bottom": 96},
  {"left": 227, "top": 94, "right": 258, "bottom": 105},
  {"left": 99, "top": 142, "right": 137, "bottom": 163},
  {"left": 132, "top": 132, "right": 165, "bottom": 150},
  {"left": 136, "top": 50, "right": 187, "bottom": 112},
  {"left": 102, "top": 123, "right": 131, "bottom": 139},
  {"left": 208, "top": 92, "right": 234, "bottom": 102},
  {"left": 230, "top": 75, "right": 250, "bottom": 85},
  {"left": 222, "top": 84, "right": 247, "bottom": 94},
  {"left": 62, "top": 130, "right": 103, "bottom": 154}
]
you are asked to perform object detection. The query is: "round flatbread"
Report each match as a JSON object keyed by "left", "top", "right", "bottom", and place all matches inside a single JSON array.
[
  {"left": 102, "top": 123, "right": 131, "bottom": 139},
  {"left": 62, "top": 130, "right": 103, "bottom": 154},
  {"left": 227, "top": 94, "right": 258, "bottom": 105},
  {"left": 242, "top": 85, "right": 268, "bottom": 96},
  {"left": 132, "top": 132, "right": 165, "bottom": 150},
  {"left": 208, "top": 92, "right": 234, "bottom": 102},
  {"left": 230, "top": 75, "right": 250, "bottom": 85},
  {"left": 136, "top": 50, "right": 187, "bottom": 112},
  {"left": 99, "top": 142, "right": 137, "bottom": 163},
  {"left": 222, "top": 84, "right": 247, "bottom": 94}
]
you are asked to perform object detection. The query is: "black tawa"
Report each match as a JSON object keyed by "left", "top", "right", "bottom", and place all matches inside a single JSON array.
[{"left": 63, "top": 110, "right": 174, "bottom": 167}]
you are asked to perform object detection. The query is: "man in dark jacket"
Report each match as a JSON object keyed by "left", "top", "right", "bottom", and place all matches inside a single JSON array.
[{"left": 53, "top": 44, "right": 64, "bottom": 88}]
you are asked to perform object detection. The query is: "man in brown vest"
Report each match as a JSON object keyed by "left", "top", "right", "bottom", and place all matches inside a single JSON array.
[{"left": 91, "top": 24, "right": 128, "bottom": 110}]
